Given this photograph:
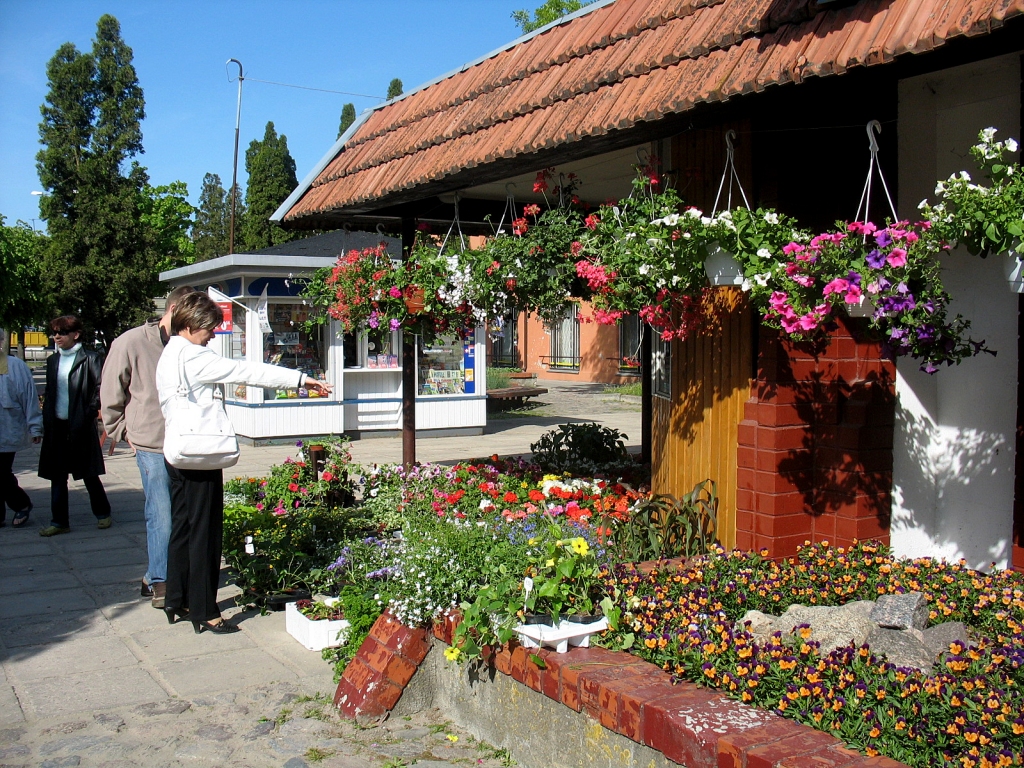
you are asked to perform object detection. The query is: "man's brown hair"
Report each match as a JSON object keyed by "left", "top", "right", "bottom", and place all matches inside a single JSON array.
[
  {"left": 165, "top": 285, "right": 196, "bottom": 309},
  {"left": 170, "top": 292, "right": 223, "bottom": 335}
]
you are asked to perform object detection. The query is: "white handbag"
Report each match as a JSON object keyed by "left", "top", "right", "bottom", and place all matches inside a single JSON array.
[{"left": 163, "top": 349, "right": 240, "bottom": 470}]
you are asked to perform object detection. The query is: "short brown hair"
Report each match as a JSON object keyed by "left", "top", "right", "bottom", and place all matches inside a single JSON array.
[
  {"left": 171, "top": 292, "right": 223, "bottom": 335},
  {"left": 50, "top": 315, "right": 83, "bottom": 335},
  {"left": 166, "top": 285, "right": 196, "bottom": 308}
]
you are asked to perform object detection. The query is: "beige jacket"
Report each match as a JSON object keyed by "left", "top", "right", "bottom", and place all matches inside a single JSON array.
[{"left": 101, "top": 319, "right": 167, "bottom": 452}]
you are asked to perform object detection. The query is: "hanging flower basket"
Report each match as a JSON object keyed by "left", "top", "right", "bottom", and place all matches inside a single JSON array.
[
  {"left": 844, "top": 295, "right": 876, "bottom": 318},
  {"left": 1005, "top": 248, "right": 1024, "bottom": 293},
  {"left": 404, "top": 285, "right": 426, "bottom": 315},
  {"left": 704, "top": 242, "right": 745, "bottom": 286}
]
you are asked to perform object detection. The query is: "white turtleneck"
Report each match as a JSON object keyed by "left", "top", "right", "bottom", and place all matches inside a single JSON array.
[{"left": 56, "top": 343, "right": 82, "bottom": 420}]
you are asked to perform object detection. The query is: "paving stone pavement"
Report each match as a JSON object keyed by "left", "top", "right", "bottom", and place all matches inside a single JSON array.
[{"left": 0, "top": 379, "right": 637, "bottom": 766}]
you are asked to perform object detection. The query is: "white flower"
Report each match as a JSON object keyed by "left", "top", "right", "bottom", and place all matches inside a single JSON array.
[
  {"left": 756, "top": 248, "right": 771, "bottom": 259},
  {"left": 1006, "top": 138, "right": 1019, "bottom": 153},
  {"left": 685, "top": 208, "right": 703, "bottom": 219},
  {"left": 918, "top": 198, "right": 929, "bottom": 210},
  {"left": 959, "top": 171, "right": 972, "bottom": 182},
  {"left": 646, "top": 238, "right": 661, "bottom": 247},
  {"left": 625, "top": 232, "right": 636, "bottom": 240},
  {"left": 981, "top": 127, "right": 997, "bottom": 142},
  {"left": 682, "top": 232, "right": 691, "bottom": 239},
  {"left": 754, "top": 272, "right": 770, "bottom": 287},
  {"left": 638, "top": 264, "right": 651, "bottom": 275},
  {"left": 671, "top": 274, "right": 681, "bottom": 286},
  {"left": 763, "top": 212, "right": 779, "bottom": 225},
  {"left": 740, "top": 278, "right": 752, "bottom": 292}
]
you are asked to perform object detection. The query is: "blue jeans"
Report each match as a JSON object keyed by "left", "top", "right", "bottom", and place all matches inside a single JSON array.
[{"left": 136, "top": 449, "right": 172, "bottom": 584}]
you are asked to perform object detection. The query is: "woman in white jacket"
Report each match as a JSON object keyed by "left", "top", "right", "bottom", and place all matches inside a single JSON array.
[
  {"left": 156, "top": 293, "right": 331, "bottom": 634},
  {"left": 0, "top": 330, "right": 43, "bottom": 527}
]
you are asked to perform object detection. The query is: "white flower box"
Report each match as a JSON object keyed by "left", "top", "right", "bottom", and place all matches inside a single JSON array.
[
  {"left": 704, "top": 242, "right": 745, "bottom": 287},
  {"left": 845, "top": 295, "right": 876, "bottom": 318},
  {"left": 513, "top": 616, "right": 609, "bottom": 654},
  {"left": 285, "top": 598, "right": 350, "bottom": 651}
]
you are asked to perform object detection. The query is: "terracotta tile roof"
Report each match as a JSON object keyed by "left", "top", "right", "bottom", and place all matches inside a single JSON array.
[{"left": 279, "top": 0, "right": 1024, "bottom": 224}]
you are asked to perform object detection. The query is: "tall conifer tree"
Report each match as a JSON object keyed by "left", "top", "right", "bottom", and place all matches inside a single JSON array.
[
  {"left": 241, "top": 121, "right": 298, "bottom": 251},
  {"left": 193, "top": 172, "right": 230, "bottom": 260},
  {"left": 386, "top": 79, "right": 403, "bottom": 99},
  {"left": 338, "top": 103, "right": 356, "bottom": 137},
  {"left": 36, "top": 15, "right": 157, "bottom": 344}
]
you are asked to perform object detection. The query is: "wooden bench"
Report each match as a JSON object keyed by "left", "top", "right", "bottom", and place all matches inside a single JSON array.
[{"left": 487, "top": 386, "right": 548, "bottom": 409}]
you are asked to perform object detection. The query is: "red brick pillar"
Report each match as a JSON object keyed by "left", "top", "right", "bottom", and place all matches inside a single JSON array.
[{"left": 735, "top": 318, "right": 895, "bottom": 558}]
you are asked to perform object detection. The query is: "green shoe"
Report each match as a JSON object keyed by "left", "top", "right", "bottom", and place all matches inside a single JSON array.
[
  {"left": 96, "top": 517, "right": 112, "bottom": 530},
  {"left": 39, "top": 525, "right": 70, "bottom": 537}
]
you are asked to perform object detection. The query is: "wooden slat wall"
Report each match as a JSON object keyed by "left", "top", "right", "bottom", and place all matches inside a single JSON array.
[{"left": 651, "top": 290, "right": 752, "bottom": 550}]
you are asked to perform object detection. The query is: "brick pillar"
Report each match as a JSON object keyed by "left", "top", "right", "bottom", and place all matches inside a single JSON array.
[{"left": 735, "top": 318, "right": 895, "bottom": 558}]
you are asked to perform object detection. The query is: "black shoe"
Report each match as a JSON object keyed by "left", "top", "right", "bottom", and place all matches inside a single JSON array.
[
  {"left": 164, "top": 607, "right": 189, "bottom": 625},
  {"left": 192, "top": 619, "right": 239, "bottom": 635},
  {"left": 141, "top": 580, "right": 154, "bottom": 598}
]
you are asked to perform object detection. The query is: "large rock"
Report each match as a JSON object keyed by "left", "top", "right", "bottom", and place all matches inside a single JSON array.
[
  {"left": 865, "top": 628, "right": 934, "bottom": 673},
  {"left": 920, "top": 621, "right": 969, "bottom": 660},
  {"left": 735, "top": 610, "right": 777, "bottom": 641},
  {"left": 870, "top": 592, "right": 928, "bottom": 630},
  {"left": 769, "top": 601, "right": 876, "bottom": 653}
]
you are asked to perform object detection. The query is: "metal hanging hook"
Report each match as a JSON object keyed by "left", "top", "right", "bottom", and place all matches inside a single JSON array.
[
  {"left": 866, "top": 120, "right": 881, "bottom": 154},
  {"left": 376, "top": 223, "right": 385, "bottom": 235},
  {"left": 725, "top": 129, "right": 736, "bottom": 155}
]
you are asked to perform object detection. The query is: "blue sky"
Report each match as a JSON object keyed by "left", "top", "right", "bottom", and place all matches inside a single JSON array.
[{"left": 0, "top": 1, "right": 529, "bottom": 228}]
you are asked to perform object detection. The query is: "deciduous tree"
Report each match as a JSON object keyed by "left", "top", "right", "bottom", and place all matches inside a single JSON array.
[
  {"left": 0, "top": 216, "right": 51, "bottom": 348},
  {"left": 241, "top": 121, "right": 299, "bottom": 251},
  {"left": 512, "top": 0, "right": 590, "bottom": 33}
]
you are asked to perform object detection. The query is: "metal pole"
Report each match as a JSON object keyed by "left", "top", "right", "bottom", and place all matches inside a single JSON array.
[
  {"left": 401, "top": 216, "right": 417, "bottom": 469},
  {"left": 227, "top": 59, "right": 244, "bottom": 255},
  {"left": 641, "top": 324, "right": 652, "bottom": 465}
]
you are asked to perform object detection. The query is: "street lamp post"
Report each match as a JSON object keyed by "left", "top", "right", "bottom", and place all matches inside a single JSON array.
[{"left": 227, "top": 59, "right": 244, "bottom": 256}]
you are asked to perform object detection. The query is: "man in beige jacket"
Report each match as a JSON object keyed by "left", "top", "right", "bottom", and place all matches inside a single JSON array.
[{"left": 101, "top": 286, "right": 193, "bottom": 607}]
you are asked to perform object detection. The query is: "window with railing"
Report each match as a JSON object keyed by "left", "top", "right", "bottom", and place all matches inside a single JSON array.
[
  {"left": 547, "top": 304, "right": 580, "bottom": 372},
  {"left": 490, "top": 309, "right": 520, "bottom": 367},
  {"left": 618, "top": 314, "right": 642, "bottom": 375}
]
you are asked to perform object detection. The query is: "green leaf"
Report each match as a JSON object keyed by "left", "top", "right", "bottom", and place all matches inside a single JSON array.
[{"left": 528, "top": 653, "right": 547, "bottom": 669}]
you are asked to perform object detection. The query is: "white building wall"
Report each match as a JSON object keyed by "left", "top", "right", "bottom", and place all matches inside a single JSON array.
[{"left": 893, "top": 54, "right": 1021, "bottom": 569}]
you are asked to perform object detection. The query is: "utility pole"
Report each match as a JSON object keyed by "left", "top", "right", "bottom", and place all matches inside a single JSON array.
[{"left": 227, "top": 59, "right": 244, "bottom": 255}]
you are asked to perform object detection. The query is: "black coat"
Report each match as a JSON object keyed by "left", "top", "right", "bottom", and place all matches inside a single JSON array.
[{"left": 38, "top": 347, "right": 106, "bottom": 480}]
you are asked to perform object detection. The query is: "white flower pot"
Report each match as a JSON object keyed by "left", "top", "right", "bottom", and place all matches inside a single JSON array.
[
  {"left": 285, "top": 598, "right": 351, "bottom": 651},
  {"left": 845, "top": 296, "right": 876, "bottom": 318},
  {"left": 513, "top": 616, "right": 609, "bottom": 654},
  {"left": 704, "top": 242, "right": 744, "bottom": 286}
]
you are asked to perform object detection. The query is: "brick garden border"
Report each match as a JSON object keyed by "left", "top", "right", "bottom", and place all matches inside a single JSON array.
[{"left": 334, "top": 610, "right": 908, "bottom": 768}]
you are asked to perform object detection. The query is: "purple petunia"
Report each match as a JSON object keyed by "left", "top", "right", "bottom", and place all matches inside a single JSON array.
[{"left": 865, "top": 248, "right": 886, "bottom": 269}]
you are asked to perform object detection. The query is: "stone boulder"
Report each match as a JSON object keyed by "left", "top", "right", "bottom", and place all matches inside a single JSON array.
[
  {"left": 738, "top": 601, "right": 876, "bottom": 653},
  {"left": 865, "top": 627, "right": 934, "bottom": 674},
  {"left": 920, "top": 621, "right": 969, "bottom": 660},
  {"left": 869, "top": 592, "right": 928, "bottom": 630}
]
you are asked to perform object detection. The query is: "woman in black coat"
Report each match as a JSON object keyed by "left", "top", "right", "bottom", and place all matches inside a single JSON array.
[{"left": 38, "top": 315, "right": 111, "bottom": 536}]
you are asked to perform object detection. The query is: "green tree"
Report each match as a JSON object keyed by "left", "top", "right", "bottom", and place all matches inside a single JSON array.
[
  {"left": 386, "top": 78, "right": 403, "bottom": 100},
  {"left": 0, "top": 216, "right": 51, "bottom": 344},
  {"left": 241, "top": 121, "right": 299, "bottom": 251},
  {"left": 36, "top": 14, "right": 159, "bottom": 345},
  {"left": 142, "top": 181, "right": 196, "bottom": 272},
  {"left": 338, "top": 102, "right": 356, "bottom": 137},
  {"left": 193, "top": 172, "right": 230, "bottom": 261},
  {"left": 512, "top": 0, "right": 591, "bottom": 33}
]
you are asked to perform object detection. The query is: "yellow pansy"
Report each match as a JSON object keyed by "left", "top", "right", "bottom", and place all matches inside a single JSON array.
[{"left": 571, "top": 538, "right": 589, "bottom": 556}]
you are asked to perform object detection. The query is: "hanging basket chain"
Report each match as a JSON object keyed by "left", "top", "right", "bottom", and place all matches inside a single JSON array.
[
  {"left": 712, "top": 129, "right": 751, "bottom": 215},
  {"left": 854, "top": 120, "right": 898, "bottom": 226}
]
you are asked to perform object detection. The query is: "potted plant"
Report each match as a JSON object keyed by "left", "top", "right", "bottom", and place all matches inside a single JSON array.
[{"left": 285, "top": 597, "right": 351, "bottom": 651}]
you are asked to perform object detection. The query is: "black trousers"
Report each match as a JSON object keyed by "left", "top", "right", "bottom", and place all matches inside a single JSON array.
[
  {"left": 1, "top": 452, "right": 32, "bottom": 522},
  {"left": 165, "top": 461, "right": 224, "bottom": 622},
  {"left": 47, "top": 419, "right": 110, "bottom": 529}
]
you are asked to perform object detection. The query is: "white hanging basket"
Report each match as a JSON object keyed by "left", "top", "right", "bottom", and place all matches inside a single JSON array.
[
  {"left": 1004, "top": 242, "right": 1024, "bottom": 293},
  {"left": 513, "top": 616, "right": 609, "bottom": 654},
  {"left": 845, "top": 295, "right": 876, "bottom": 318},
  {"left": 704, "top": 242, "right": 745, "bottom": 287}
]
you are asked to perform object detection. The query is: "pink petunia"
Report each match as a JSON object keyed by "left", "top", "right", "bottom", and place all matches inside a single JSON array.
[
  {"left": 887, "top": 248, "right": 907, "bottom": 268},
  {"left": 844, "top": 285, "right": 863, "bottom": 304},
  {"left": 793, "top": 275, "right": 815, "bottom": 288},
  {"left": 822, "top": 278, "right": 850, "bottom": 297}
]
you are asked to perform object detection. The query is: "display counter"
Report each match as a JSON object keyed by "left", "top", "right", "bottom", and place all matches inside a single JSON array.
[{"left": 160, "top": 252, "right": 487, "bottom": 441}]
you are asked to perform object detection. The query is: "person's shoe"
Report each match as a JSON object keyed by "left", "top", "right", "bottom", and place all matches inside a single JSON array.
[
  {"left": 151, "top": 582, "right": 166, "bottom": 609},
  {"left": 96, "top": 516, "right": 112, "bottom": 530},
  {"left": 164, "top": 606, "right": 189, "bottom": 624},
  {"left": 11, "top": 506, "right": 31, "bottom": 527},
  {"left": 39, "top": 525, "right": 70, "bottom": 537},
  {"left": 192, "top": 619, "right": 240, "bottom": 635},
  {"left": 141, "top": 580, "right": 154, "bottom": 598}
]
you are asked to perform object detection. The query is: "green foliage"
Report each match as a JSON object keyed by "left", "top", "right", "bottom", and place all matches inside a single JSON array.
[
  {"left": 193, "top": 173, "right": 231, "bottom": 261},
  {"left": 141, "top": 181, "right": 196, "bottom": 272},
  {"left": 600, "top": 481, "right": 718, "bottom": 563},
  {"left": 35, "top": 15, "right": 161, "bottom": 344},
  {"left": 486, "top": 366, "right": 517, "bottom": 390},
  {"left": 338, "top": 103, "right": 356, "bottom": 137},
  {"left": 605, "top": 382, "right": 642, "bottom": 396},
  {"left": 0, "top": 216, "right": 51, "bottom": 331},
  {"left": 386, "top": 78, "right": 403, "bottom": 100},
  {"left": 320, "top": 584, "right": 384, "bottom": 680},
  {"left": 512, "top": 0, "right": 591, "bottom": 33},
  {"left": 241, "top": 121, "right": 299, "bottom": 251},
  {"left": 529, "top": 422, "right": 629, "bottom": 474}
]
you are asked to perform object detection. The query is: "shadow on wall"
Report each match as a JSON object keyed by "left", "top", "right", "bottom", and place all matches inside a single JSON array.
[{"left": 891, "top": 396, "right": 1011, "bottom": 569}]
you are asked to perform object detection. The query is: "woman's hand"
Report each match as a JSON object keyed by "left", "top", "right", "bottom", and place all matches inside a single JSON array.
[{"left": 303, "top": 377, "right": 333, "bottom": 396}]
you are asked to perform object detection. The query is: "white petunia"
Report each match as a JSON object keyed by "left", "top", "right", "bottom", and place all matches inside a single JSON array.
[
  {"left": 756, "top": 248, "right": 771, "bottom": 259},
  {"left": 763, "top": 212, "right": 779, "bottom": 225},
  {"left": 638, "top": 264, "right": 651, "bottom": 276},
  {"left": 1006, "top": 138, "right": 1018, "bottom": 153}
]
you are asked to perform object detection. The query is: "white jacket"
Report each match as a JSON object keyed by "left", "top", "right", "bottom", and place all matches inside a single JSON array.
[
  {"left": 0, "top": 355, "right": 43, "bottom": 453},
  {"left": 156, "top": 336, "right": 305, "bottom": 421}
]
